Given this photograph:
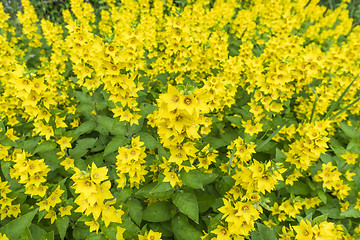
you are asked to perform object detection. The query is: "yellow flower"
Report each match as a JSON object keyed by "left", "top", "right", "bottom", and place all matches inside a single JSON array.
[
  {"left": 85, "top": 220, "right": 100, "bottom": 233},
  {"left": 138, "top": 229, "right": 162, "bottom": 240},
  {"left": 293, "top": 219, "right": 313, "bottom": 240},
  {"left": 60, "top": 157, "right": 75, "bottom": 171},
  {"left": 341, "top": 151, "right": 358, "bottom": 165},
  {"left": 90, "top": 162, "right": 108, "bottom": 184},
  {"left": 344, "top": 170, "right": 356, "bottom": 181},
  {"left": 8, "top": 204, "right": 21, "bottom": 218},
  {"left": 116, "top": 226, "right": 126, "bottom": 240},
  {"left": 211, "top": 225, "right": 231, "bottom": 240},
  {"left": 162, "top": 169, "right": 181, "bottom": 187},
  {"left": 44, "top": 210, "right": 57, "bottom": 224},
  {"left": 5, "top": 128, "right": 19, "bottom": 141},
  {"left": 70, "top": 118, "right": 79, "bottom": 128},
  {"left": 0, "top": 233, "right": 9, "bottom": 240},
  {"left": 37, "top": 200, "right": 51, "bottom": 212},
  {"left": 74, "top": 179, "right": 97, "bottom": 198},
  {"left": 340, "top": 201, "right": 349, "bottom": 212},
  {"left": 59, "top": 205, "right": 73, "bottom": 217},
  {"left": 55, "top": 116, "right": 68, "bottom": 128},
  {"left": 57, "top": 136, "right": 72, "bottom": 151},
  {"left": 39, "top": 125, "right": 54, "bottom": 140}
]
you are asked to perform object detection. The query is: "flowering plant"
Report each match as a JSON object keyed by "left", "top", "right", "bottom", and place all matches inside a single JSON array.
[{"left": 1, "top": 0, "right": 360, "bottom": 239}]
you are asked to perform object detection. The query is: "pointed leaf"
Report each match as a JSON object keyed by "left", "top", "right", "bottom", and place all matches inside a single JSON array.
[
  {"left": 56, "top": 216, "right": 69, "bottom": 240},
  {"left": 0, "top": 208, "right": 38, "bottom": 239},
  {"left": 181, "top": 171, "right": 203, "bottom": 190},
  {"left": 171, "top": 214, "right": 202, "bottom": 240},
  {"left": 20, "top": 226, "right": 33, "bottom": 240},
  {"left": 33, "top": 141, "right": 57, "bottom": 154},
  {"left": 73, "top": 121, "right": 96, "bottom": 137},
  {"left": 142, "top": 201, "right": 174, "bottom": 222},
  {"left": 127, "top": 198, "right": 143, "bottom": 226},
  {"left": 138, "top": 132, "right": 159, "bottom": 150},
  {"left": 339, "top": 122, "right": 359, "bottom": 139},
  {"left": 172, "top": 191, "right": 199, "bottom": 223},
  {"left": 250, "top": 223, "right": 277, "bottom": 240},
  {"left": 69, "top": 138, "right": 97, "bottom": 159},
  {"left": 103, "top": 135, "right": 129, "bottom": 156}
]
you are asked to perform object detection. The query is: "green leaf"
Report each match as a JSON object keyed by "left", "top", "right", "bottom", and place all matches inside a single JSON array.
[
  {"left": 103, "top": 135, "right": 129, "bottom": 156},
  {"left": 73, "top": 121, "right": 96, "bottom": 137},
  {"left": 20, "top": 226, "right": 33, "bottom": 240},
  {"left": 75, "top": 90, "right": 92, "bottom": 104},
  {"left": 96, "top": 115, "right": 116, "bottom": 134},
  {"left": 93, "top": 90, "right": 107, "bottom": 111},
  {"left": 339, "top": 122, "right": 359, "bottom": 139},
  {"left": 0, "top": 208, "right": 38, "bottom": 239},
  {"left": 142, "top": 201, "right": 175, "bottom": 222},
  {"left": 313, "top": 214, "right": 328, "bottom": 224},
  {"left": 250, "top": 223, "right": 277, "bottom": 240},
  {"left": 38, "top": 149, "right": 60, "bottom": 171},
  {"left": 37, "top": 210, "right": 47, "bottom": 223},
  {"left": 77, "top": 215, "right": 94, "bottom": 222},
  {"left": 29, "top": 224, "right": 46, "bottom": 240},
  {"left": 286, "top": 181, "right": 311, "bottom": 196},
  {"left": 69, "top": 138, "right": 97, "bottom": 159},
  {"left": 86, "top": 233, "right": 107, "bottom": 240},
  {"left": 149, "top": 222, "right": 174, "bottom": 238},
  {"left": 215, "top": 175, "right": 235, "bottom": 196},
  {"left": 138, "top": 132, "right": 159, "bottom": 150},
  {"left": 199, "top": 172, "right": 218, "bottom": 185},
  {"left": 225, "top": 116, "right": 242, "bottom": 127},
  {"left": 135, "top": 182, "right": 174, "bottom": 199},
  {"left": 171, "top": 214, "right": 202, "bottom": 240},
  {"left": 117, "top": 188, "right": 133, "bottom": 203},
  {"left": 100, "top": 223, "right": 117, "bottom": 240},
  {"left": 127, "top": 198, "right": 143, "bottom": 226},
  {"left": 73, "top": 227, "right": 90, "bottom": 240},
  {"left": 317, "top": 199, "right": 342, "bottom": 219},
  {"left": 150, "top": 182, "right": 173, "bottom": 194},
  {"left": 110, "top": 121, "right": 127, "bottom": 135},
  {"left": 33, "top": 140, "right": 57, "bottom": 154},
  {"left": 339, "top": 206, "right": 360, "bottom": 218},
  {"left": 317, "top": 190, "right": 327, "bottom": 204},
  {"left": 139, "top": 103, "right": 158, "bottom": 117},
  {"left": 40, "top": 231, "right": 54, "bottom": 240},
  {"left": 56, "top": 216, "right": 69, "bottom": 240},
  {"left": 120, "top": 215, "right": 140, "bottom": 239},
  {"left": 275, "top": 148, "right": 287, "bottom": 159},
  {"left": 181, "top": 171, "right": 204, "bottom": 190},
  {"left": 22, "top": 137, "right": 41, "bottom": 153},
  {"left": 195, "top": 191, "right": 216, "bottom": 213},
  {"left": 204, "top": 136, "right": 228, "bottom": 149},
  {"left": 172, "top": 191, "right": 199, "bottom": 223}
]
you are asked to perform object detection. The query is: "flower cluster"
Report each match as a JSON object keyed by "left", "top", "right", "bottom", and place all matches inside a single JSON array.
[
  {"left": 116, "top": 136, "right": 148, "bottom": 188},
  {"left": 71, "top": 163, "right": 123, "bottom": 232}
]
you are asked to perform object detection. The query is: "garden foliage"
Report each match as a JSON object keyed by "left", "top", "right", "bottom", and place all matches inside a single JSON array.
[{"left": 1, "top": 0, "right": 360, "bottom": 239}]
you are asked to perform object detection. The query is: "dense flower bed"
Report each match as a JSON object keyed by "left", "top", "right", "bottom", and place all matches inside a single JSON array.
[{"left": 1, "top": 0, "right": 360, "bottom": 239}]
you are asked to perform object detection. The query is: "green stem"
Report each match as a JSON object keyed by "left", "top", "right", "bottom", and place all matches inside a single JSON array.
[
  {"left": 324, "top": 77, "right": 357, "bottom": 120},
  {"left": 329, "top": 96, "right": 360, "bottom": 121}
]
